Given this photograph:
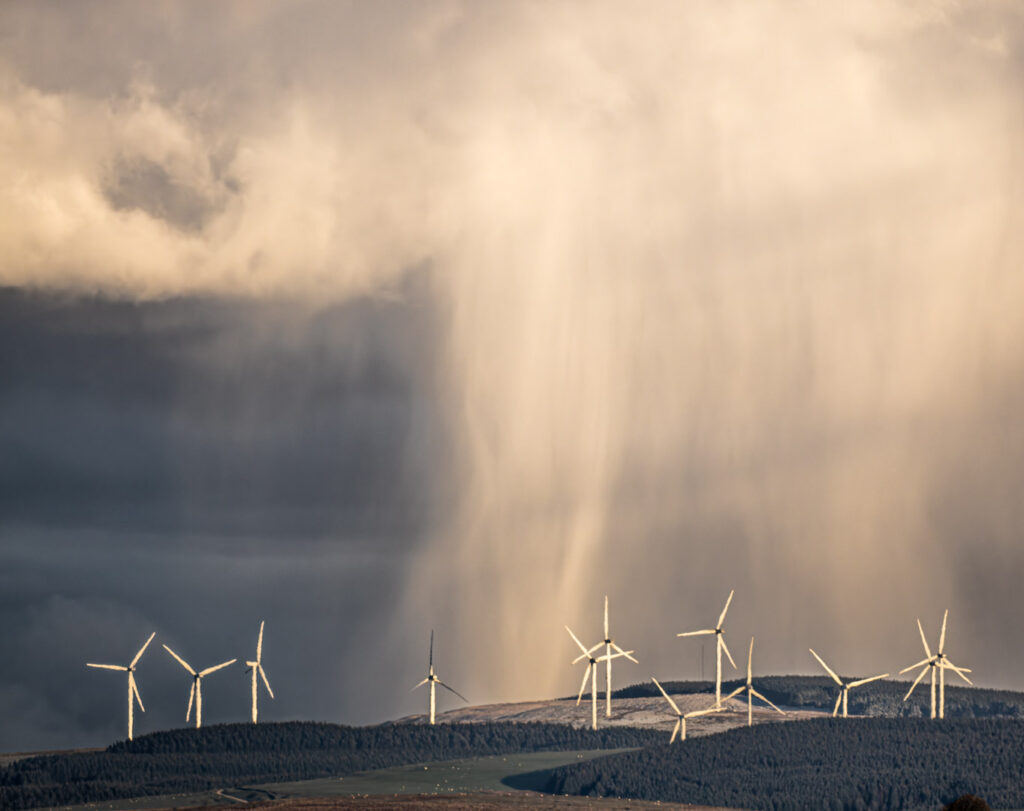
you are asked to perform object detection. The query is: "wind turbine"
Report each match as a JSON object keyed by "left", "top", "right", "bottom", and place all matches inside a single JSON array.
[
  {"left": 162, "top": 645, "right": 236, "bottom": 728},
  {"left": 411, "top": 630, "right": 467, "bottom": 725},
  {"left": 808, "top": 648, "right": 888, "bottom": 717},
  {"left": 899, "top": 610, "right": 973, "bottom": 719},
  {"left": 566, "top": 625, "right": 633, "bottom": 730},
  {"left": 245, "top": 621, "right": 274, "bottom": 723},
  {"left": 651, "top": 677, "right": 723, "bottom": 742},
  {"left": 722, "top": 637, "right": 785, "bottom": 726},
  {"left": 600, "top": 595, "right": 638, "bottom": 717},
  {"left": 86, "top": 631, "right": 155, "bottom": 741},
  {"left": 677, "top": 589, "right": 737, "bottom": 707}
]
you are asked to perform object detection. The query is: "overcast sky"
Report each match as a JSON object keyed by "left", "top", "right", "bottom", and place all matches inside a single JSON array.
[{"left": 2, "top": 1, "right": 1024, "bottom": 752}]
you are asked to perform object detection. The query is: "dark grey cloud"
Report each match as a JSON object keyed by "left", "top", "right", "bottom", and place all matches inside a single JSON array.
[
  {"left": 0, "top": 281, "right": 454, "bottom": 750},
  {"left": 0, "top": 276, "right": 450, "bottom": 540}
]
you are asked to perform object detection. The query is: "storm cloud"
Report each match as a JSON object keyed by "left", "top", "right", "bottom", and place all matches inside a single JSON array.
[{"left": 2, "top": 1, "right": 1024, "bottom": 751}]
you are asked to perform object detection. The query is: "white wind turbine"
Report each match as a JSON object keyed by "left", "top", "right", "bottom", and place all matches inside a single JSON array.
[
  {"left": 86, "top": 631, "right": 155, "bottom": 741},
  {"left": 677, "top": 589, "right": 737, "bottom": 708},
  {"left": 411, "top": 630, "right": 468, "bottom": 725},
  {"left": 162, "top": 645, "right": 237, "bottom": 728},
  {"left": 899, "top": 610, "right": 973, "bottom": 719},
  {"left": 566, "top": 625, "right": 633, "bottom": 731},
  {"left": 651, "top": 677, "right": 723, "bottom": 742},
  {"left": 245, "top": 621, "right": 274, "bottom": 723},
  {"left": 722, "top": 637, "right": 785, "bottom": 726},
  {"left": 600, "top": 595, "right": 638, "bottom": 717},
  {"left": 808, "top": 648, "right": 888, "bottom": 718}
]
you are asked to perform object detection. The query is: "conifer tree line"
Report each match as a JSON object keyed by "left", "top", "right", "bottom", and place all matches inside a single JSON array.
[{"left": 0, "top": 721, "right": 661, "bottom": 810}]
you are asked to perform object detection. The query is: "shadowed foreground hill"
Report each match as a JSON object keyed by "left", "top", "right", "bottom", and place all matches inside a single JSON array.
[
  {"left": 542, "top": 717, "right": 1024, "bottom": 811},
  {"left": 0, "top": 721, "right": 661, "bottom": 811}
]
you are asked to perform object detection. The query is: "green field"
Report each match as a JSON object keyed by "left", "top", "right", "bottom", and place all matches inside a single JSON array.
[
  {"left": 256, "top": 747, "right": 633, "bottom": 797},
  {"left": 36, "top": 748, "right": 632, "bottom": 810}
]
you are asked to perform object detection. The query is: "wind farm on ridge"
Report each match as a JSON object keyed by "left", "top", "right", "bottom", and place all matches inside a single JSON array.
[{"left": 82, "top": 589, "right": 988, "bottom": 744}]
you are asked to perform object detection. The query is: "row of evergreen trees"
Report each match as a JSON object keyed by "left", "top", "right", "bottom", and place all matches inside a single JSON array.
[
  {"left": 544, "top": 717, "right": 1024, "bottom": 810},
  {"left": 0, "top": 720, "right": 661, "bottom": 810}
]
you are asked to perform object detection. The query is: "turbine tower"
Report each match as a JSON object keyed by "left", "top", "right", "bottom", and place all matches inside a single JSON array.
[
  {"left": 808, "top": 648, "right": 888, "bottom": 717},
  {"left": 566, "top": 625, "right": 633, "bottom": 730},
  {"left": 162, "top": 645, "right": 236, "bottom": 728},
  {"left": 722, "top": 637, "right": 785, "bottom": 726},
  {"left": 86, "top": 631, "right": 156, "bottom": 741},
  {"left": 411, "top": 630, "right": 467, "bottom": 724},
  {"left": 651, "top": 676, "right": 723, "bottom": 742},
  {"left": 601, "top": 595, "right": 638, "bottom": 717},
  {"left": 900, "top": 610, "right": 973, "bottom": 719},
  {"left": 677, "top": 589, "right": 737, "bottom": 707},
  {"left": 245, "top": 621, "right": 274, "bottom": 723}
]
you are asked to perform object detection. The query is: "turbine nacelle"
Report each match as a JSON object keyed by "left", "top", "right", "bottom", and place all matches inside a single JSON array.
[
  {"left": 677, "top": 589, "right": 736, "bottom": 708},
  {"left": 85, "top": 631, "right": 156, "bottom": 741},
  {"left": 411, "top": 630, "right": 467, "bottom": 725},
  {"left": 247, "top": 621, "right": 274, "bottom": 724},
  {"left": 900, "top": 610, "right": 973, "bottom": 719}
]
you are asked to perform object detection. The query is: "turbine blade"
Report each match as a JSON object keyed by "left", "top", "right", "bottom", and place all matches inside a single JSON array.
[
  {"left": 186, "top": 681, "right": 195, "bottom": 722},
  {"left": 809, "top": 648, "right": 843, "bottom": 686},
  {"left": 577, "top": 666, "right": 591, "bottom": 705},
  {"left": 586, "top": 642, "right": 604, "bottom": 656},
  {"left": 429, "top": 630, "right": 434, "bottom": 668},
  {"left": 604, "top": 595, "right": 609, "bottom": 640},
  {"left": 717, "top": 589, "right": 734, "bottom": 629},
  {"left": 903, "top": 666, "right": 929, "bottom": 701},
  {"left": 130, "top": 632, "right": 156, "bottom": 668},
  {"left": 677, "top": 629, "right": 716, "bottom": 637},
  {"left": 848, "top": 673, "right": 888, "bottom": 688},
  {"left": 917, "top": 619, "right": 932, "bottom": 659},
  {"left": 720, "top": 636, "right": 737, "bottom": 670},
  {"left": 565, "top": 626, "right": 589, "bottom": 659},
  {"left": 199, "top": 659, "right": 237, "bottom": 677},
  {"left": 750, "top": 688, "right": 784, "bottom": 714},
  {"left": 612, "top": 642, "right": 638, "bottom": 663},
  {"left": 259, "top": 664, "right": 274, "bottom": 699},
  {"left": 437, "top": 681, "right": 469, "bottom": 703},
  {"left": 943, "top": 660, "right": 974, "bottom": 685},
  {"left": 899, "top": 658, "right": 931, "bottom": 675},
  {"left": 832, "top": 692, "right": 842, "bottom": 717},
  {"left": 410, "top": 678, "right": 429, "bottom": 691},
  {"left": 565, "top": 626, "right": 591, "bottom": 657},
  {"left": 129, "top": 673, "right": 145, "bottom": 712},
  {"left": 747, "top": 637, "right": 753, "bottom": 683},
  {"left": 162, "top": 645, "right": 196, "bottom": 676},
  {"left": 685, "top": 707, "right": 724, "bottom": 718},
  {"left": 723, "top": 686, "right": 745, "bottom": 702},
  {"left": 86, "top": 664, "right": 128, "bottom": 671},
  {"left": 257, "top": 621, "right": 265, "bottom": 664},
  {"left": 651, "top": 676, "right": 681, "bottom": 715},
  {"left": 670, "top": 719, "right": 680, "bottom": 743},
  {"left": 939, "top": 609, "right": 948, "bottom": 654}
]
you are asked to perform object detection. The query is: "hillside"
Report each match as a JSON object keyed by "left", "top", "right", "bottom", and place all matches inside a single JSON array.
[
  {"left": 0, "top": 721, "right": 661, "bottom": 811},
  {"left": 542, "top": 717, "right": 1024, "bottom": 811},
  {"left": 5, "top": 678, "right": 1024, "bottom": 810},
  {"left": 407, "top": 692, "right": 827, "bottom": 736},
  {"left": 613, "top": 675, "right": 1024, "bottom": 719}
]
